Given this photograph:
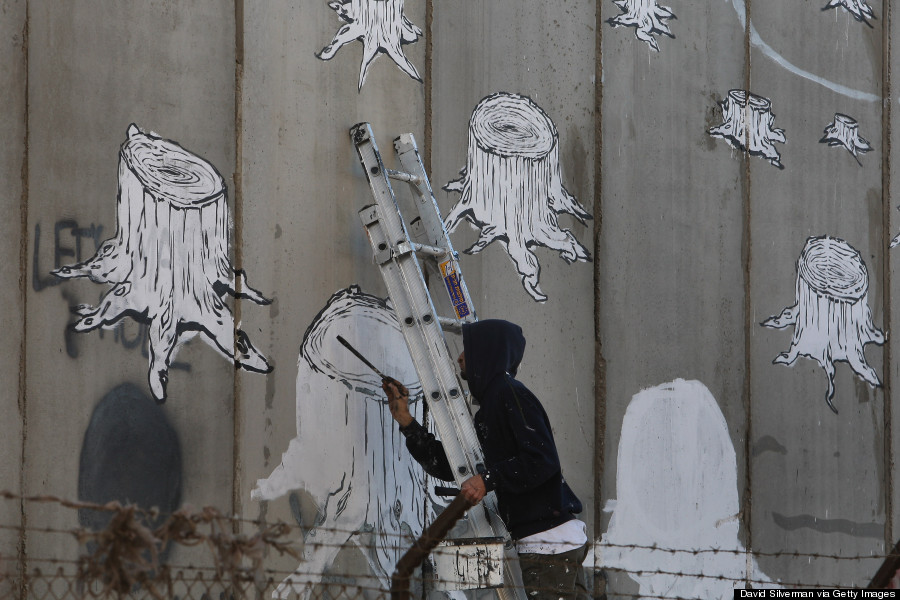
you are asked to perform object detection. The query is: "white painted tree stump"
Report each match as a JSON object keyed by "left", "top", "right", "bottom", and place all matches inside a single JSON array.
[
  {"left": 54, "top": 124, "right": 271, "bottom": 402},
  {"left": 444, "top": 92, "right": 592, "bottom": 302},
  {"left": 823, "top": 0, "right": 875, "bottom": 26},
  {"left": 317, "top": 0, "right": 422, "bottom": 90},
  {"left": 607, "top": 0, "right": 676, "bottom": 52},
  {"left": 761, "top": 236, "right": 885, "bottom": 413},
  {"left": 820, "top": 113, "right": 872, "bottom": 164},
  {"left": 709, "top": 89, "right": 786, "bottom": 169}
]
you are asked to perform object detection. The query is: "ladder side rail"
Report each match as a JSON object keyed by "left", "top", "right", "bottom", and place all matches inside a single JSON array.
[
  {"left": 394, "top": 134, "right": 478, "bottom": 326},
  {"left": 351, "top": 128, "right": 486, "bottom": 473},
  {"left": 359, "top": 207, "right": 486, "bottom": 483}
]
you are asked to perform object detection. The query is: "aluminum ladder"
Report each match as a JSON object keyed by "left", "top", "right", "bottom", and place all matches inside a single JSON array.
[{"left": 350, "top": 123, "right": 526, "bottom": 599}]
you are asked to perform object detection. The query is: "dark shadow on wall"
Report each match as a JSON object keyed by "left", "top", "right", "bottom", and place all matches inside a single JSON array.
[{"left": 78, "top": 383, "right": 182, "bottom": 559}]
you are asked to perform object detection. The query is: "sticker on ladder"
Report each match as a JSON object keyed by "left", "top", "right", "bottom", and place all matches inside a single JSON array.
[{"left": 440, "top": 260, "right": 470, "bottom": 319}]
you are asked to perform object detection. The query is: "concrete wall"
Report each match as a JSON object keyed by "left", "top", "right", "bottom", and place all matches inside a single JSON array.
[{"left": 2, "top": 0, "right": 898, "bottom": 597}]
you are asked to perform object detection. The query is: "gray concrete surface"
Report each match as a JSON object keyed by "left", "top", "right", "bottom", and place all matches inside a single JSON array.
[
  {"left": 2, "top": 0, "right": 899, "bottom": 597},
  {"left": 0, "top": 0, "right": 26, "bottom": 587}
]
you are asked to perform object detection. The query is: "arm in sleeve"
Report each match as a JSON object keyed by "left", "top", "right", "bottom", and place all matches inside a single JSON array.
[
  {"left": 400, "top": 419, "right": 455, "bottom": 481},
  {"left": 482, "top": 386, "right": 562, "bottom": 495}
]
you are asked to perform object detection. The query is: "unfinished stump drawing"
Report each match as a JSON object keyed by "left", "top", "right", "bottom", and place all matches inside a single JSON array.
[
  {"left": 823, "top": 0, "right": 875, "bottom": 27},
  {"left": 443, "top": 92, "right": 592, "bottom": 303},
  {"left": 607, "top": 0, "right": 676, "bottom": 52},
  {"left": 761, "top": 236, "right": 885, "bottom": 413},
  {"left": 317, "top": 0, "right": 422, "bottom": 91},
  {"left": 709, "top": 89, "right": 786, "bottom": 169},
  {"left": 820, "top": 113, "right": 872, "bottom": 165},
  {"left": 53, "top": 124, "right": 272, "bottom": 403}
]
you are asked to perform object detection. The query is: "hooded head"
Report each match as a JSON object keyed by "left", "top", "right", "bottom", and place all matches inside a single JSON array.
[{"left": 460, "top": 319, "right": 526, "bottom": 400}]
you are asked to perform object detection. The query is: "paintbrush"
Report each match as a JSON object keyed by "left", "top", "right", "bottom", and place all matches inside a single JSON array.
[{"left": 336, "top": 335, "right": 403, "bottom": 387}]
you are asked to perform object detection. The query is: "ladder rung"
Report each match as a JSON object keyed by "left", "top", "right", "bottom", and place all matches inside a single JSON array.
[
  {"left": 438, "top": 317, "right": 462, "bottom": 332},
  {"left": 384, "top": 168, "right": 422, "bottom": 184},
  {"left": 411, "top": 242, "right": 448, "bottom": 258}
]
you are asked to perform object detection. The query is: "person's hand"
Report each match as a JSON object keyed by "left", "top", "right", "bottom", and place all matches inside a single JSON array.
[
  {"left": 460, "top": 475, "right": 486, "bottom": 504},
  {"left": 382, "top": 379, "right": 413, "bottom": 427}
]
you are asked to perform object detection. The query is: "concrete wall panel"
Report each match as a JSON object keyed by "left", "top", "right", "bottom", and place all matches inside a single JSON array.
[
  {"left": 237, "top": 0, "right": 428, "bottom": 586},
  {"left": 430, "top": 0, "right": 596, "bottom": 542},
  {"left": 24, "top": 0, "right": 237, "bottom": 569},
  {"left": 748, "top": 0, "right": 886, "bottom": 587},
  {"left": 598, "top": 0, "right": 748, "bottom": 593},
  {"left": 0, "top": 0, "right": 27, "bottom": 581}
]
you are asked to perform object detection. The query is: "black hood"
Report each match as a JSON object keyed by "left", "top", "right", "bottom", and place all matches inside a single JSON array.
[{"left": 461, "top": 319, "right": 526, "bottom": 400}]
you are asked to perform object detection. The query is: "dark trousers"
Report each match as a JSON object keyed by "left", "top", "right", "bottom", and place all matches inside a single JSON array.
[{"left": 518, "top": 543, "right": 590, "bottom": 600}]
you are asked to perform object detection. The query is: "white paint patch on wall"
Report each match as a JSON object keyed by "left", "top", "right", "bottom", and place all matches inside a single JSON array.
[
  {"left": 252, "top": 286, "right": 428, "bottom": 599},
  {"left": 599, "top": 379, "right": 777, "bottom": 598}
]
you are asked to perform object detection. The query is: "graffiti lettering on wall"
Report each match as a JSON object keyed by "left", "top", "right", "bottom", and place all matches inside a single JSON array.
[
  {"left": 820, "top": 113, "right": 872, "bottom": 165},
  {"left": 708, "top": 89, "right": 786, "bottom": 169},
  {"left": 606, "top": 0, "right": 676, "bottom": 52},
  {"left": 253, "top": 286, "right": 433, "bottom": 599},
  {"left": 33, "top": 219, "right": 190, "bottom": 368},
  {"left": 444, "top": 92, "right": 592, "bottom": 303},
  {"left": 600, "top": 379, "right": 778, "bottom": 597},
  {"left": 761, "top": 236, "right": 885, "bottom": 414},
  {"left": 317, "top": 0, "right": 422, "bottom": 91},
  {"left": 53, "top": 124, "right": 272, "bottom": 403},
  {"left": 822, "top": 0, "right": 875, "bottom": 27},
  {"left": 79, "top": 383, "right": 182, "bottom": 559}
]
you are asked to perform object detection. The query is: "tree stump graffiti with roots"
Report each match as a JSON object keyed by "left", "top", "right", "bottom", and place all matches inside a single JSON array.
[
  {"left": 708, "top": 89, "right": 786, "bottom": 169},
  {"left": 317, "top": 0, "right": 422, "bottom": 90},
  {"left": 443, "top": 92, "right": 592, "bottom": 302},
  {"left": 606, "top": 0, "right": 676, "bottom": 52},
  {"left": 54, "top": 124, "right": 272, "bottom": 403},
  {"left": 823, "top": 0, "right": 875, "bottom": 27},
  {"left": 820, "top": 113, "right": 872, "bottom": 165},
  {"left": 761, "top": 236, "right": 885, "bottom": 413}
]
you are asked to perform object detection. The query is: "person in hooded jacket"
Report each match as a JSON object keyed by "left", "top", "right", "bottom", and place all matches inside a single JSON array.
[{"left": 382, "top": 319, "right": 589, "bottom": 600}]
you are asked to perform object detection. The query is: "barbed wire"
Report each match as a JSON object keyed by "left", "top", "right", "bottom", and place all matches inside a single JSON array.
[
  {"left": 0, "top": 490, "right": 892, "bottom": 564},
  {"left": 0, "top": 489, "right": 892, "bottom": 598}
]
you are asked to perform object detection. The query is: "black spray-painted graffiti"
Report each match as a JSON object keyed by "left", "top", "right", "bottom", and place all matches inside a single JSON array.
[
  {"left": 33, "top": 219, "right": 189, "bottom": 369},
  {"left": 79, "top": 383, "right": 182, "bottom": 560},
  {"left": 253, "top": 286, "right": 433, "bottom": 599},
  {"left": 444, "top": 92, "right": 592, "bottom": 303},
  {"left": 607, "top": 0, "right": 676, "bottom": 52},
  {"left": 53, "top": 124, "right": 271, "bottom": 403},
  {"left": 317, "top": 0, "right": 422, "bottom": 91},
  {"left": 820, "top": 113, "right": 872, "bottom": 165},
  {"left": 761, "top": 236, "right": 885, "bottom": 414},
  {"left": 822, "top": 0, "right": 875, "bottom": 27},
  {"left": 708, "top": 89, "right": 786, "bottom": 169}
]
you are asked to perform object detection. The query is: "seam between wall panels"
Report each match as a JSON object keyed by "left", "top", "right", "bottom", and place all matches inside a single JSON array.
[
  {"left": 742, "top": 0, "right": 754, "bottom": 576},
  {"left": 882, "top": 0, "right": 893, "bottom": 550},
  {"left": 593, "top": 0, "right": 606, "bottom": 574},
  {"left": 232, "top": 0, "right": 245, "bottom": 534},
  {"left": 18, "top": 1, "right": 30, "bottom": 597},
  {"left": 424, "top": 0, "right": 433, "bottom": 176}
]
